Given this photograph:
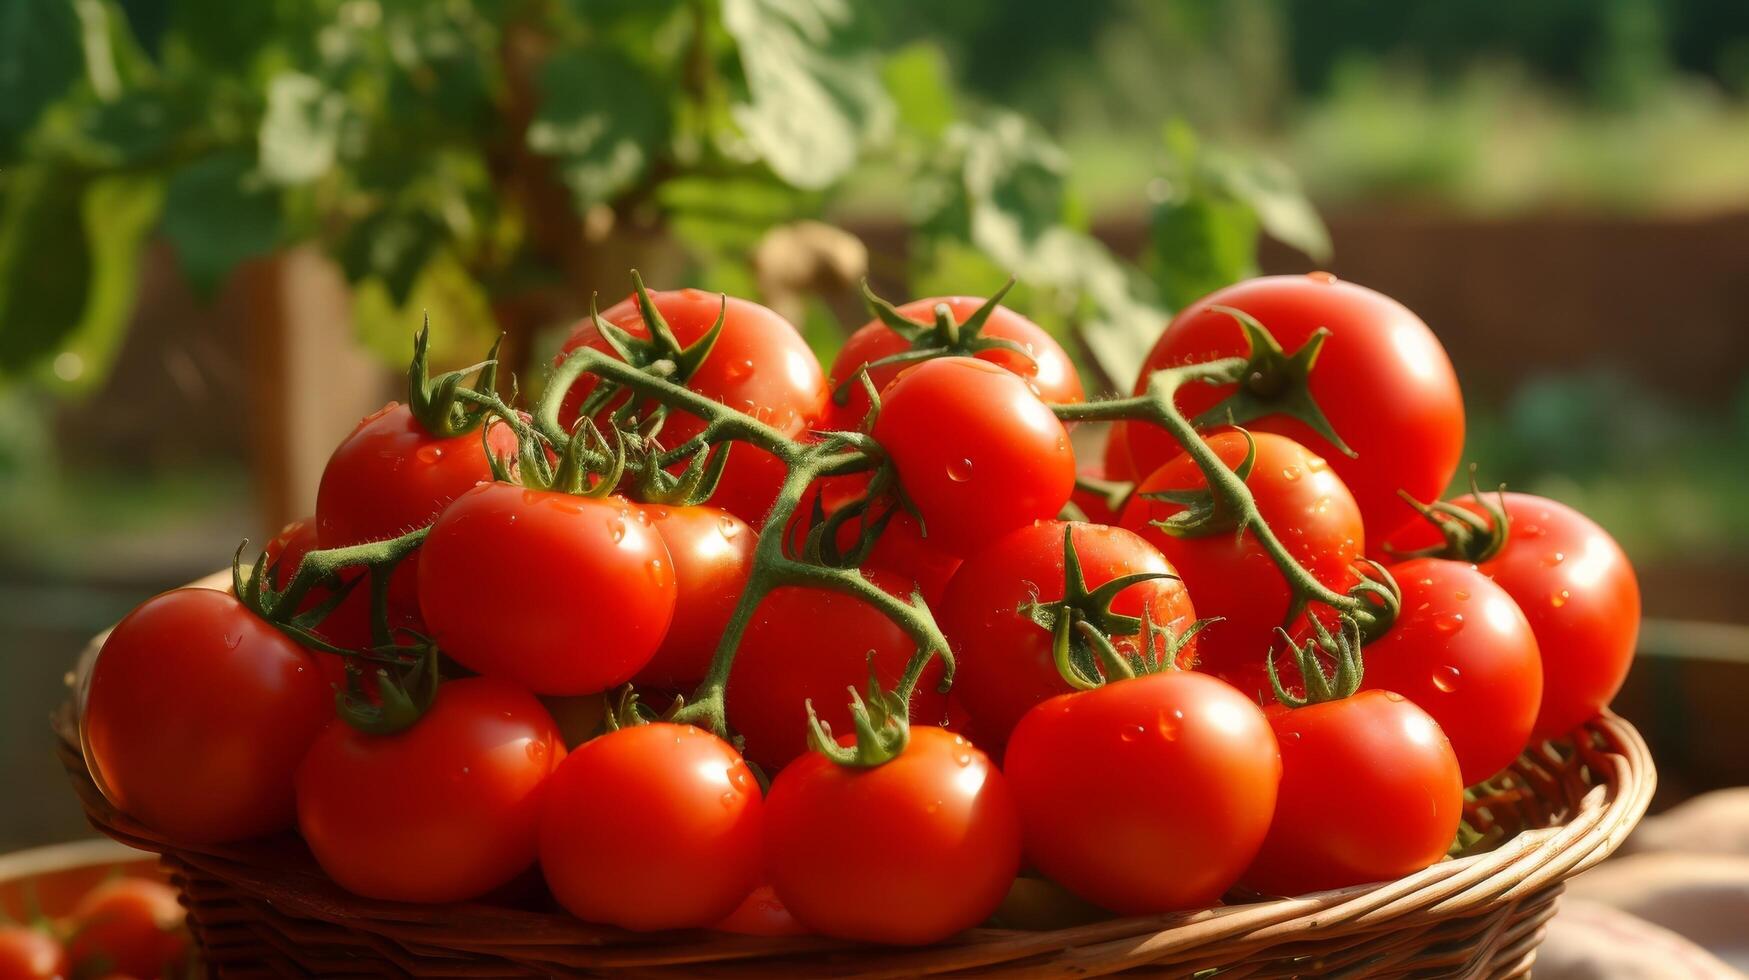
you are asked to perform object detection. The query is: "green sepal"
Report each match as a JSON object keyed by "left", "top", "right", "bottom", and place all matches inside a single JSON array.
[
  {"left": 593, "top": 271, "right": 726, "bottom": 384},
  {"left": 338, "top": 645, "right": 441, "bottom": 736},
  {"left": 602, "top": 685, "right": 655, "bottom": 732},
  {"left": 1387, "top": 466, "right": 1511, "bottom": 564},
  {"left": 805, "top": 661, "right": 911, "bottom": 769},
  {"left": 631, "top": 437, "right": 733, "bottom": 507},
  {"left": 832, "top": 279, "right": 1031, "bottom": 406},
  {"left": 407, "top": 321, "right": 501, "bottom": 438},
  {"left": 1139, "top": 427, "right": 1259, "bottom": 539},
  {"left": 1267, "top": 614, "right": 1365, "bottom": 709},
  {"left": 1022, "top": 524, "right": 1183, "bottom": 690},
  {"left": 1189, "top": 306, "right": 1355, "bottom": 459}
]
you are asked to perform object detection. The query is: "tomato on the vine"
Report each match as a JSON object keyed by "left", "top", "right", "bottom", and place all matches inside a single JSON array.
[
  {"left": 540, "top": 723, "right": 763, "bottom": 931},
  {"left": 84, "top": 588, "right": 332, "bottom": 843},
  {"left": 873, "top": 356, "right": 1075, "bottom": 558},
  {"left": 1122, "top": 274, "right": 1465, "bottom": 540},
  {"left": 296, "top": 677, "right": 565, "bottom": 903},
  {"left": 765, "top": 727, "right": 1021, "bottom": 944},
  {"left": 827, "top": 296, "right": 1083, "bottom": 427},
  {"left": 1004, "top": 671, "right": 1280, "bottom": 914},
  {"left": 418, "top": 483, "right": 676, "bottom": 696},
  {"left": 557, "top": 288, "right": 827, "bottom": 527},
  {"left": 725, "top": 568, "right": 946, "bottom": 771},
  {"left": 259, "top": 517, "right": 421, "bottom": 689},
  {"left": 631, "top": 505, "right": 756, "bottom": 690},
  {"left": 1357, "top": 558, "right": 1542, "bottom": 785},
  {"left": 1240, "top": 691, "right": 1462, "bottom": 896},
  {"left": 1119, "top": 430, "right": 1362, "bottom": 679},
  {"left": 1386, "top": 493, "right": 1639, "bottom": 739},
  {"left": 0, "top": 927, "right": 65, "bottom": 980},
  {"left": 940, "top": 521, "right": 1197, "bottom": 753},
  {"left": 64, "top": 878, "right": 189, "bottom": 980}
]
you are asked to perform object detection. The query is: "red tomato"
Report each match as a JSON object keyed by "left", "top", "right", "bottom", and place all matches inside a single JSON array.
[
  {"left": 1123, "top": 274, "right": 1465, "bottom": 540},
  {"left": 540, "top": 723, "right": 762, "bottom": 930},
  {"left": 64, "top": 878, "right": 188, "bottom": 980},
  {"left": 725, "top": 569, "right": 947, "bottom": 771},
  {"left": 84, "top": 588, "right": 331, "bottom": 843},
  {"left": 765, "top": 727, "right": 1021, "bottom": 944},
  {"left": 714, "top": 884, "right": 810, "bottom": 937},
  {"left": 828, "top": 296, "right": 1083, "bottom": 426},
  {"left": 1102, "top": 421, "right": 1137, "bottom": 482},
  {"left": 1386, "top": 493, "right": 1640, "bottom": 739},
  {"left": 784, "top": 471, "right": 962, "bottom": 606},
  {"left": 631, "top": 505, "right": 757, "bottom": 690},
  {"left": 1241, "top": 691, "right": 1463, "bottom": 895},
  {"left": 1358, "top": 558, "right": 1542, "bottom": 784},
  {"left": 1119, "top": 431, "right": 1362, "bottom": 678},
  {"left": 939, "top": 521, "right": 1198, "bottom": 753},
  {"left": 0, "top": 927, "right": 66, "bottom": 980},
  {"left": 1004, "top": 671, "right": 1280, "bottom": 914},
  {"left": 418, "top": 484, "right": 676, "bottom": 695},
  {"left": 557, "top": 288, "right": 827, "bottom": 527},
  {"left": 296, "top": 677, "right": 565, "bottom": 903},
  {"left": 259, "top": 517, "right": 422, "bottom": 689},
  {"left": 315, "top": 402, "right": 519, "bottom": 610},
  {"left": 873, "top": 357, "right": 1075, "bottom": 557}
]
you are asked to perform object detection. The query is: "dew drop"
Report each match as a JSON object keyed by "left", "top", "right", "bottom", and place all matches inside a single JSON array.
[
  {"left": 1307, "top": 271, "right": 1339, "bottom": 285},
  {"left": 718, "top": 515, "right": 741, "bottom": 539},
  {"left": 1119, "top": 724, "right": 1145, "bottom": 743},
  {"left": 954, "top": 752, "right": 973, "bottom": 767},
  {"left": 1543, "top": 552, "right": 1566, "bottom": 567},
  {"left": 1280, "top": 730, "right": 1302, "bottom": 744},
  {"left": 946, "top": 458, "right": 974, "bottom": 483},
  {"left": 727, "top": 358, "right": 756, "bottom": 381},
  {"left": 1280, "top": 467, "right": 1302, "bottom": 482},
  {"left": 609, "top": 519, "right": 627, "bottom": 543},
  {"left": 1454, "top": 590, "right": 1470, "bottom": 601},
  {"left": 1157, "top": 708, "right": 1182, "bottom": 741},
  {"left": 1432, "top": 665, "right": 1461, "bottom": 693},
  {"left": 1549, "top": 590, "right": 1570, "bottom": 608},
  {"left": 1383, "top": 691, "right": 1406, "bottom": 703},
  {"left": 1519, "top": 523, "right": 1545, "bottom": 539},
  {"left": 1306, "top": 456, "right": 1329, "bottom": 472},
  {"left": 1433, "top": 611, "right": 1465, "bottom": 635},
  {"left": 646, "top": 558, "right": 666, "bottom": 582},
  {"left": 416, "top": 444, "right": 445, "bottom": 463},
  {"left": 720, "top": 791, "right": 739, "bottom": 809}
]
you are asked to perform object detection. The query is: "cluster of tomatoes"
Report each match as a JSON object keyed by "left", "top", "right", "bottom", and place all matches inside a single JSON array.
[
  {"left": 0, "top": 876, "right": 188, "bottom": 980},
  {"left": 79, "top": 272, "right": 1640, "bottom": 947}
]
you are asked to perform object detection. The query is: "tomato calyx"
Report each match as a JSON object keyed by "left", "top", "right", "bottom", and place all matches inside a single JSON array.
[
  {"left": 628, "top": 437, "right": 732, "bottom": 506},
  {"left": 234, "top": 526, "right": 428, "bottom": 655},
  {"left": 486, "top": 416, "right": 627, "bottom": 498},
  {"left": 1136, "top": 428, "right": 1260, "bottom": 539},
  {"left": 1268, "top": 616, "right": 1365, "bottom": 709},
  {"left": 602, "top": 685, "right": 659, "bottom": 732},
  {"left": 575, "top": 272, "right": 727, "bottom": 440},
  {"left": 829, "top": 280, "right": 1032, "bottom": 408},
  {"left": 804, "top": 667, "right": 912, "bottom": 768},
  {"left": 407, "top": 323, "right": 502, "bottom": 438},
  {"left": 1189, "top": 306, "right": 1356, "bottom": 460},
  {"left": 1388, "top": 467, "right": 1511, "bottom": 564},
  {"left": 336, "top": 644, "right": 442, "bottom": 735}
]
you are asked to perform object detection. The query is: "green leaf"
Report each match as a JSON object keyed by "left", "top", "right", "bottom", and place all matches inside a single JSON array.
[
  {"left": 1147, "top": 194, "right": 1259, "bottom": 313},
  {"left": 721, "top": 0, "right": 892, "bottom": 190},
  {"left": 259, "top": 72, "right": 348, "bottom": 185},
  {"left": 336, "top": 209, "right": 446, "bottom": 305},
  {"left": 351, "top": 252, "right": 498, "bottom": 368},
  {"left": 68, "top": 89, "right": 181, "bottom": 167},
  {"left": 0, "top": 168, "right": 91, "bottom": 374},
  {"left": 38, "top": 175, "right": 163, "bottom": 394},
  {"left": 161, "top": 151, "right": 283, "bottom": 297},
  {"left": 883, "top": 43, "right": 955, "bottom": 140},
  {"left": 527, "top": 48, "right": 671, "bottom": 210},
  {"left": 1213, "top": 153, "right": 1330, "bottom": 264},
  {"left": 0, "top": 0, "right": 84, "bottom": 153}
]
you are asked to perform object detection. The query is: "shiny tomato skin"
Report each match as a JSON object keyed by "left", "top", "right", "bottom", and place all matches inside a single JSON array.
[
  {"left": 558, "top": 288, "right": 827, "bottom": 527},
  {"left": 65, "top": 878, "right": 188, "bottom": 980},
  {"left": 1123, "top": 274, "right": 1464, "bottom": 540},
  {"left": 1358, "top": 558, "right": 1542, "bottom": 785},
  {"left": 1386, "top": 493, "right": 1639, "bottom": 739},
  {"left": 418, "top": 484, "right": 676, "bottom": 696},
  {"left": 940, "top": 521, "right": 1198, "bottom": 754},
  {"left": 0, "top": 927, "right": 67, "bottom": 980},
  {"left": 784, "top": 471, "right": 963, "bottom": 607},
  {"left": 873, "top": 357, "right": 1075, "bottom": 557},
  {"left": 539, "top": 723, "right": 763, "bottom": 931},
  {"left": 828, "top": 296, "right": 1083, "bottom": 426},
  {"left": 764, "top": 727, "right": 1021, "bottom": 944},
  {"left": 83, "top": 588, "right": 331, "bottom": 843},
  {"left": 725, "top": 569, "right": 947, "bottom": 772},
  {"left": 296, "top": 677, "right": 565, "bottom": 903},
  {"left": 632, "top": 505, "right": 757, "bottom": 690},
  {"left": 1119, "top": 431, "right": 1362, "bottom": 678},
  {"left": 1240, "top": 692, "right": 1463, "bottom": 896},
  {"left": 713, "top": 884, "right": 810, "bottom": 937},
  {"left": 1004, "top": 671, "right": 1280, "bottom": 914},
  {"left": 1102, "top": 422, "right": 1137, "bottom": 482}
]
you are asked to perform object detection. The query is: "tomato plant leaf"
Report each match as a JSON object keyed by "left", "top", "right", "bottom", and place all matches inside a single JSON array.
[
  {"left": 161, "top": 150, "right": 284, "bottom": 298},
  {"left": 36, "top": 175, "right": 163, "bottom": 394},
  {"left": 0, "top": 167, "right": 92, "bottom": 375},
  {"left": 527, "top": 47, "right": 671, "bottom": 210},
  {"left": 336, "top": 209, "right": 446, "bottom": 305},
  {"left": 0, "top": 0, "right": 84, "bottom": 155},
  {"left": 883, "top": 43, "right": 955, "bottom": 140}
]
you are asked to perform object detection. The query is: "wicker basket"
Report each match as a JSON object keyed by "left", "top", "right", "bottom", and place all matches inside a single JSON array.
[{"left": 56, "top": 670, "right": 1653, "bottom": 980}]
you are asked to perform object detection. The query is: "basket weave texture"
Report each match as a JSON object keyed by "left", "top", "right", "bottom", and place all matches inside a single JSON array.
[{"left": 56, "top": 693, "right": 1652, "bottom": 979}]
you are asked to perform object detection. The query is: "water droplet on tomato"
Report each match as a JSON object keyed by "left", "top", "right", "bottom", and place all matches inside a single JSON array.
[
  {"left": 726, "top": 358, "right": 756, "bottom": 381},
  {"left": 609, "top": 519, "right": 627, "bottom": 543},
  {"left": 720, "top": 791, "right": 739, "bottom": 809},
  {"left": 416, "top": 444, "right": 444, "bottom": 464},
  {"left": 954, "top": 752, "right": 973, "bottom": 767},
  {"left": 1549, "top": 590, "right": 1570, "bottom": 608},
  {"left": 1280, "top": 730, "right": 1301, "bottom": 744},
  {"left": 946, "top": 459, "right": 974, "bottom": 483},
  {"left": 646, "top": 558, "right": 666, "bottom": 582},
  {"left": 1306, "top": 456, "right": 1329, "bottom": 472},
  {"left": 1157, "top": 709, "right": 1182, "bottom": 741},
  {"left": 1307, "top": 271, "right": 1338, "bottom": 285},
  {"left": 1281, "top": 467, "right": 1301, "bottom": 482},
  {"left": 1519, "top": 523, "right": 1545, "bottom": 539},
  {"left": 1119, "top": 724, "right": 1145, "bottom": 743},
  {"left": 1383, "top": 691, "right": 1406, "bottom": 703},
  {"left": 718, "top": 515, "right": 741, "bottom": 539},
  {"left": 1433, "top": 611, "right": 1465, "bottom": 634},
  {"left": 1432, "top": 665, "right": 1461, "bottom": 693},
  {"left": 1543, "top": 552, "right": 1565, "bottom": 567},
  {"left": 1454, "top": 590, "right": 1470, "bottom": 601}
]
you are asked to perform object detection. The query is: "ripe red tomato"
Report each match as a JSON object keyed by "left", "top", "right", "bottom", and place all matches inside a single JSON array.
[
  {"left": 714, "top": 884, "right": 810, "bottom": 937},
  {"left": 765, "top": 727, "right": 1021, "bottom": 944},
  {"left": 1119, "top": 431, "right": 1362, "bottom": 678},
  {"left": 1240, "top": 691, "right": 1462, "bottom": 896},
  {"left": 1004, "top": 671, "right": 1280, "bottom": 914},
  {"left": 785, "top": 471, "right": 962, "bottom": 606},
  {"left": 873, "top": 357, "right": 1075, "bottom": 557},
  {"left": 296, "top": 677, "right": 565, "bottom": 903},
  {"left": 1102, "top": 421, "right": 1137, "bottom": 482},
  {"left": 1123, "top": 274, "right": 1464, "bottom": 540},
  {"left": 1386, "top": 493, "right": 1640, "bottom": 739},
  {"left": 0, "top": 927, "right": 66, "bottom": 980},
  {"left": 630, "top": 505, "right": 756, "bottom": 690},
  {"left": 539, "top": 723, "right": 762, "bottom": 930},
  {"left": 939, "top": 521, "right": 1198, "bottom": 753},
  {"left": 725, "top": 569, "right": 947, "bottom": 771},
  {"left": 827, "top": 296, "right": 1083, "bottom": 426},
  {"left": 64, "top": 878, "right": 189, "bottom": 980},
  {"left": 558, "top": 288, "right": 827, "bottom": 527},
  {"left": 84, "top": 588, "right": 331, "bottom": 843},
  {"left": 419, "top": 484, "right": 676, "bottom": 695},
  {"left": 315, "top": 402, "right": 519, "bottom": 610},
  {"left": 1358, "top": 558, "right": 1543, "bottom": 784}
]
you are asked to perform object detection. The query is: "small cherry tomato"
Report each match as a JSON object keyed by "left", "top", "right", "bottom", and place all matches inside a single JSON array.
[
  {"left": 765, "top": 727, "right": 1021, "bottom": 944},
  {"left": 1004, "top": 671, "right": 1280, "bottom": 914},
  {"left": 1358, "top": 558, "right": 1543, "bottom": 784},
  {"left": 1240, "top": 691, "right": 1463, "bottom": 896},
  {"left": 296, "top": 678, "right": 565, "bottom": 903},
  {"left": 540, "top": 723, "right": 763, "bottom": 931},
  {"left": 65, "top": 878, "right": 189, "bottom": 980},
  {"left": 0, "top": 926, "right": 66, "bottom": 980},
  {"left": 632, "top": 505, "right": 757, "bottom": 690},
  {"left": 873, "top": 357, "right": 1075, "bottom": 557},
  {"left": 84, "top": 588, "right": 331, "bottom": 843},
  {"left": 419, "top": 484, "right": 676, "bottom": 696}
]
